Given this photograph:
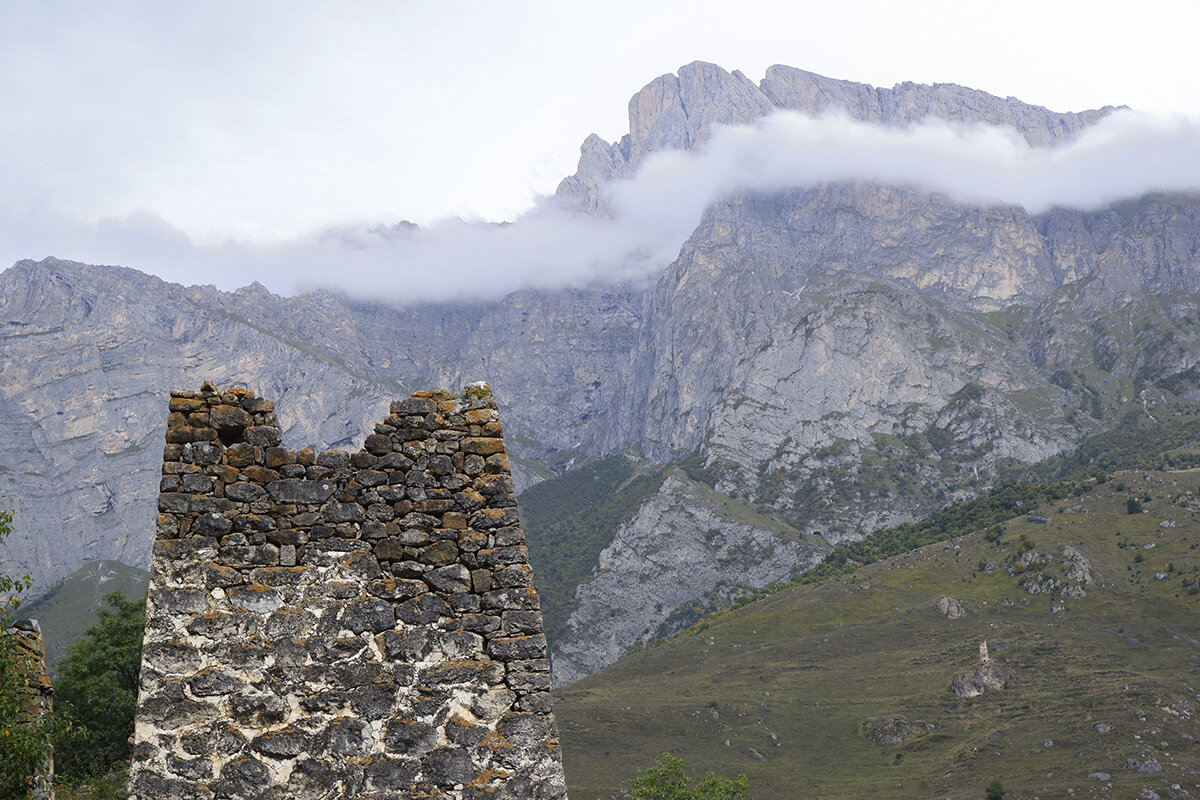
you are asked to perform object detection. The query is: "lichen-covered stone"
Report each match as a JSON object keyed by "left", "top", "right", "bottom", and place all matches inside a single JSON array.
[{"left": 129, "top": 384, "right": 567, "bottom": 800}]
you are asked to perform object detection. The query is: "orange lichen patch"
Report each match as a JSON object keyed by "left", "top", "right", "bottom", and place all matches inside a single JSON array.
[
  {"left": 468, "top": 767, "right": 516, "bottom": 788},
  {"left": 478, "top": 730, "right": 514, "bottom": 752}
]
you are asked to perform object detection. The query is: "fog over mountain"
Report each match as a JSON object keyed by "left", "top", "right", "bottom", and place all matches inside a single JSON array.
[{"left": 7, "top": 107, "right": 1200, "bottom": 303}]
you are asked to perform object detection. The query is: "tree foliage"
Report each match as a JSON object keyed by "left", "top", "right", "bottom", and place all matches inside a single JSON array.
[
  {"left": 631, "top": 753, "right": 748, "bottom": 800},
  {"left": 0, "top": 508, "right": 58, "bottom": 797},
  {"left": 799, "top": 480, "right": 1074, "bottom": 584},
  {"left": 53, "top": 590, "right": 145, "bottom": 781}
]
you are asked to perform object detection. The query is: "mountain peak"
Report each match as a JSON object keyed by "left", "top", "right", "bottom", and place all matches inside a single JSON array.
[{"left": 557, "top": 62, "right": 1119, "bottom": 213}]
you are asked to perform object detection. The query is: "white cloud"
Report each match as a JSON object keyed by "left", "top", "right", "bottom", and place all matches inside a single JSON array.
[
  {"left": 7, "top": 109, "right": 1200, "bottom": 303},
  {"left": 609, "top": 109, "right": 1200, "bottom": 226}
]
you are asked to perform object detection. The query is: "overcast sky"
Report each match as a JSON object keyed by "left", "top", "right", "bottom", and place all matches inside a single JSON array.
[{"left": 3, "top": 1, "right": 1199, "bottom": 299}]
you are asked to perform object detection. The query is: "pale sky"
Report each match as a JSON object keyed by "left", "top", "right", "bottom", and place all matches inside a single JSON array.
[{"left": 2, "top": 1, "right": 1198, "bottom": 297}]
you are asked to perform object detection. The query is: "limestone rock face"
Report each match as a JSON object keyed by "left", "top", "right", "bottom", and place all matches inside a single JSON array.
[
  {"left": 627, "top": 63, "right": 777, "bottom": 163},
  {"left": 549, "top": 471, "right": 824, "bottom": 685},
  {"left": 0, "top": 260, "right": 643, "bottom": 594},
  {"left": 2, "top": 62, "right": 1199, "bottom": 688},
  {"left": 760, "top": 65, "right": 1116, "bottom": 146}
]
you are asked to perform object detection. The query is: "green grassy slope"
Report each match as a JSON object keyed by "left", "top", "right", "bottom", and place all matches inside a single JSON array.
[
  {"left": 554, "top": 468, "right": 1200, "bottom": 800},
  {"left": 520, "top": 455, "right": 668, "bottom": 641},
  {"left": 18, "top": 559, "right": 148, "bottom": 671}
]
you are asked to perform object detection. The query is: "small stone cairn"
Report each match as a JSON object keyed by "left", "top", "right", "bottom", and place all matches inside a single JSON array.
[{"left": 128, "top": 382, "right": 568, "bottom": 800}]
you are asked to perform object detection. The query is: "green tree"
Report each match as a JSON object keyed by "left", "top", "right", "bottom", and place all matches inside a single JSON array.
[
  {"left": 0, "top": 508, "right": 58, "bottom": 797},
  {"left": 631, "top": 753, "right": 748, "bottom": 800},
  {"left": 985, "top": 779, "right": 1006, "bottom": 799},
  {"left": 53, "top": 590, "right": 146, "bottom": 781}
]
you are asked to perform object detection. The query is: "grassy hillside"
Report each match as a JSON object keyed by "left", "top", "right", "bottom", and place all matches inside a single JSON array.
[
  {"left": 520, "top": 455, "right": 668, "bottom": 641},
  {"left": 17, "top": 559, "right": 148, "bottom": 671},
  {"left": 554, "top": 468, "right": 1200, "bottom": 799}
]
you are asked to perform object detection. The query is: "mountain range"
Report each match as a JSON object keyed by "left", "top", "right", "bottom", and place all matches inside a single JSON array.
[{"left": 3, "top": 62, "right": 1199, "bottom": 686}]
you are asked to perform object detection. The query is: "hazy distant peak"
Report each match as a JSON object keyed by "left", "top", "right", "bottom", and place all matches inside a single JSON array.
[{"left": 557, "top": 61, "right": 1120, "bottom": 213}]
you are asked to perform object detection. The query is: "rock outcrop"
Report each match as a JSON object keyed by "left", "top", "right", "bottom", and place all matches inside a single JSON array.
[
  {"left": 550, "top": 470, "right": 824, "bottom": 685},
  {"left": 951, "top": 641, "right": 1006, "bottom": 698},
  {"left": 935, "top": 596, "right": 967, "bottom": 619}
]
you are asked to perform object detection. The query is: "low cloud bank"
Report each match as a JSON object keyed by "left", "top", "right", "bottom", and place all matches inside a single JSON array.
[{"left": 6, "top": 109, "right": 1200, "bottom": 303}]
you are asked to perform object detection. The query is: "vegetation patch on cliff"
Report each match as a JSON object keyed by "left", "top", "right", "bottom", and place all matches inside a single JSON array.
[{"left": 520, "top": 455, "right": 669, "bottom": 642}]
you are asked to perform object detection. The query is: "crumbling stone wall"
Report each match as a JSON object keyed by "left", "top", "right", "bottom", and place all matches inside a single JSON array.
[
  {"left": 7, "top": 619, "right": 54, "bottom": 800},
  {"left": 128, "top": 382, "right": 568, "bottom": 800}
]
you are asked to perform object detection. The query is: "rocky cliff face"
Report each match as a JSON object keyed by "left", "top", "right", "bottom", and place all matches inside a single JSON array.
[
  {"left": 550, "top": 470, "right": 825, "bottom": 685},
  {"left": 0, "top": 63, "right": 1196, "bottom": 685},
  {"left": 0, "top": 260, "right": 644, "bottom": 592}
]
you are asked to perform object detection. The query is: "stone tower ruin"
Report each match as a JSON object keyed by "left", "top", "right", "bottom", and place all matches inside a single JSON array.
[{"left": 128, "top": 382, "right": 568, "bottom": 800}]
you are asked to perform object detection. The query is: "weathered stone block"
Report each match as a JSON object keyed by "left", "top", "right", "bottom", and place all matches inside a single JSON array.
[
  {"left": 180, "top": 721, "right": 246, "bottom": 756},
  {"left": 501, "top": 610, "right": 543, "bottom": 635},
  {"left": 425, "top": 747, "right": 476, "bottom": 787},
  {"left": 232, "top": 513, "right": 276, "bottom": 533},
  {"left": 349, "top": 683, "right": 399, "bottom": 721},
  {"left": 250, "top": 725, "right": 309, "bottom": 759},
  {"left": 224, "top": 482, "right": 265, "bottom": 502},
  {"left": 322, "top": 501, "right": 364, "bottom": 523},
  {"left": 215, "top": 755, "right": 271, "bottom": 798},
  {"left": 488, "top": 635, "right": 547, "bottom": 661},
  {"left": 241, "top": 464, "right": 279, "bottom": 483},
  {"left": 192, "top": 512, "right": 233, "bottom": 535},
  {"left": 322, "top": 716, "right": 371, "bottom": 757},
  {"left": 475, "top": 474, "right": 514, "bottom": 496},
  {"left": 482, "top": 586, "right": 540, "bottom": 611},
  {"left": 210, "top": 404, "right": 251, "bottom": 433},
  {"left": 420, "top": 658, "right": 505, "bottom": 686},
  {"left": 138, "top": 696, "right": 218, "bottom": 730},
  {"left": 266, "top": 478, "right": 335, "bottom": 504},
  {"left": 166, "top": 426, "right": 219, "bottom": 444},
  {"left": 338, "top": 598, "right": 396, "bottom": 634},
  {"left": 461, "top": 437, "right": 505, "bottom": 456},
  {"left": 243, "top": 425, "right": 283, "bottom": 447},
  {"left": 367, "top": 577, "right": 427, "bottom": 601},
  {"left": 477, "top": 545, "right": 528, "bottom": 568},
  {"left": 226, "top": 583, "right": 283, "bottom": 613},
  {"left": 516, "top": 692, "right": 555, "bottom": 714},
  {"left": 230, "top": 694, "right": 288, "bottom": 727},
  {"left": 188, "top": 668, "right": 245, "bottom": 697},
  {"left": 460, "top": 613, "right": 502, "bottom": 635},
  {"left": 447, "top": 592, "right": 482, "bottom": 613},
  {"left": 395, "top": 593, "right": 453, "bottom": 626},
  {"left": 264, "top": 608, "right": 318, "bottom": 639},
  {"left": 186, "top": 610, "right": 258, "bottom": 641},
  {"left": 169, "top": 395, "right": 206, "bottom": 413},
  {"left": 425, "top": 564, "right": 471, "bottom": 593},
  {"left": 419, "top": 540, "right": 458, "bottom": 566},
  {"left": 491, "top": 563, "right": 535, "bottom": 588}
]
